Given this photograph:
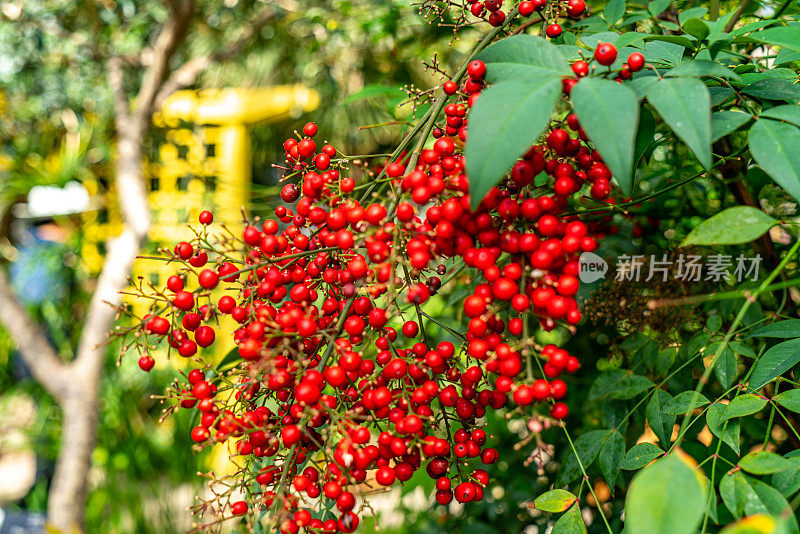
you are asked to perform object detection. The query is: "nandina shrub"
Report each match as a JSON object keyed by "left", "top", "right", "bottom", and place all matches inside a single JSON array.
[{"left": 119, "top": 1, "right": 800, "bottom": 533}]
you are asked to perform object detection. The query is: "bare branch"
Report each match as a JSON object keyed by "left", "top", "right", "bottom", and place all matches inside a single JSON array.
[
  {"left": 724, "top": 0, "right": 752, "bottom": 32},
  {"left": 0, "top": 268, "right": 70, "bottom": 400},
  {"left": 134, "top": 0, "right": 196, "bottom": 118},
  {"left": 153, "top": 6, "right": 278, "bottom": 109}
]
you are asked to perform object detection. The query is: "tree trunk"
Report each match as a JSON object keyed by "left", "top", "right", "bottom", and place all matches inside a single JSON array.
[{"left": 45, "top": 127, "right": 150, "bottom": 532}]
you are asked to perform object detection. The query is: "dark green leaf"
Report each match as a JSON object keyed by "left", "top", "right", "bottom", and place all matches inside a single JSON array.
[
  {"left": 748, "top": 319, "right": 800, "bottom": 339},
  {"left": 604, "top": 0, "right": 625, "bottom": 26},
  {"left": 749, "top": 338, "right": 800, "bottom": 390},
  {"left": 646, "top": 390, "right": 676, "bottom": 447},
  {"left": 625, "top": 453, "right": 707, "bottom": 534},
  {"left": 662, "top": 391, "right": 710, "bottom": 415},
  {"left": 571, "top": 77, "right": 639, "bottom": 194},
  {"left": 773, "top": 389, "right": 800, "bottom": 413},
  {"left": 598, "top": 430, "right": 625, "bottom": 490},
  {"left": 635, "top": 106, "right": 656, "bottom": 164},
  {"left": 533, "top": 489, "right": 578, "bottom": 512},
  {"left": 465, "top": 77, "right": 561, "bottom": 210},
  {"left": 743, "top": 79, "right": 800, "bottom": 101},
  {"left": 647, "top": 77, "right": 711, "bottom": 168},
  {"left": 710, "top": 86, "right": 735, "bottom": 106},
  {"left": 761, "top": 105, "right": 800, "bottom": 128},
  {"left": 681, "top": 206, "right": 777, "bottom": 246},
  {"left": 619, "top": 442, "right": 664, "bottom": 470},
  {"left": 477, "top": 34, "right": 571, "bottom": 83},
  {"left": 555, "top": 430, "right": 611, "bottom": 485},
  {"left": 712, "top": 111, "right": 752, "bottom": 141},
  {"left": 724, "top": 394, "right": 768, "bottom": 419},
  {"left": 707, "top": 402, "right": 741, "bottom": 454},
  {"left": 681, "top": 18, "right": 709, "bottom": 40},
  {"left": 715, "top": 347, "right": 738, "bottom": 389},
  {"left": 749, "top": 119, "right": 800, "bottom": 202},
  {"left": 552, "top": 503, "right": 586, "bottom": 534},
  {"left": 739, "top": 451, "right": 795, "bottom": 475}
]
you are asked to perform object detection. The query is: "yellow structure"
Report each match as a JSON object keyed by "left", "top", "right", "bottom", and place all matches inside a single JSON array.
[{"left": 81, "top": 85, "right": 319, "bottom": 302}]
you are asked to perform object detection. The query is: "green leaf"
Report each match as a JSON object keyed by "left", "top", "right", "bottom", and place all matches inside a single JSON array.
[
  {"left": 625, "top": 453, "right": 706, "bottom": 534},
  {"left": 679, "top": 7, "right": 708, "bottom": 25},
  {"left": 667, "top": 60, "right": 741, "bottom": 81},
  {"left": 721, "top": 470, "right": 798, "bottom": 530},
  {"left": 706, "top": 402, "right": 741, "bottom": 454},
  {"left": 604, "top": 0, "right": 625, "bottom": 26},
  {"left": 710, "top": 86, "right": 735, "bottom": 106},
  {"left": 743, "top": 79, "right": 800, "bottom": 101},
  {"left": 619, "top": 442, "right": 665, "bottom": 470},
  {"left": 761, "top": 105, "right": 800, "bottom": 128},
  {"left": 647, "top": 0, "right": 671, "bottom": 17},
  {"left": 748, "top": 319, "right": 800, "bottom": 339},
  {"left": 774, "top": 389, "right": 800, "bottom": 412},
  {"left": 533, "top": 489, "right": 578, "bottom": 513},
  {"left": 598, "top": 430, "right": 625, "bottom": 490},
  {"left": 739, "top": 451, "right": 795, "bottom": 475},
  {"left": 589, "top": 370, "right": 653, "bottom": 400},
  {"left": 682, "top": 18, "right": 709, "bottom": 40},
  {"left": 776, "top": 47, "right": 800, "bottom": 66},
  {"left": 715, "top": 347, "right": 738, "bottom": 390},
  {"left": 615, "top": 32, "right": 650, "bottom": 49},
  {"left": 661, "top": 391, "right": 710, "bottom": 415},
  {"left": 712, "top": 111, "right": 753, "bottom": 142},
  {"left": 724, "top": 394, "right": 768, "bottom": 419},
  {"left": 646, "top": 389, "right": 676, "bottom": 447},
  {"left": 646, "top": 77, "right": 712, "bottom": 168},
  {"left": 749, "top": 338, "right": 800, "bottom": 390},
  {"left": 644, "top": 40, "right": 687, "bottom": 65},
  {"left": 571, "top": 78, "right": 639, "bottom": 194},
  {"left": 552, "top": 503, "right": 586, "bottom": 534},
  {"left": 749, "top": 119, "right": 800, "bottom": 203},
  {"left": 635, "top": 106, "right": 656, "bottom": 164},
  {"left": 465, "top": 77, "right": 561, "bottom": 210},
  {"left": 555, "top": 430, "right": 611, "bottom": 485},
  {"left": 772, "top": 455, "right": 800, "bottom": 497},
  {"left": 477, "top": 34, "right": 571, "bottom": 83},
  {"left": 752, "top": 26, "right": 800, "bottom": 53},
  {"left": 681, "top": 206, "right": 778, "bottom": 246}
]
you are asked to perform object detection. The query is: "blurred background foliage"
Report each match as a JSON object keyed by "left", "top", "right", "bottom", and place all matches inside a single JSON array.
[{"left": 2, "top": 0, "right": 799, "bottom": 532}]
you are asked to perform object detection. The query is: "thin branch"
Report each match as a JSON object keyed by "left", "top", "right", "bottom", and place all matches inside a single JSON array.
[
  {"left": 0, "top": 268, "right": 70, "bottom": 400},
  {"left": 153, "top": 6, "right": 279, "bottom": 109},
  {"left": 724, "top": 0, "right": 752, "bottom": 32},
  {"left": 134, "top": 0, "right": 196, "bottom": 118}
]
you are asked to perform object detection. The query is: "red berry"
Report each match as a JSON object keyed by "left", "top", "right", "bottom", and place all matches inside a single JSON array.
[
  {"left": 545, "top": 23, "right": 562, "bottom": 38},
  {"left": 594, "top": 43, "right": 618, "bottom": 66},
  {"left": 628, "top": 52, "right": 645, "bottom": 72},
  {"left": 198, "top": 210, "right": 213, "bottom": 225}
]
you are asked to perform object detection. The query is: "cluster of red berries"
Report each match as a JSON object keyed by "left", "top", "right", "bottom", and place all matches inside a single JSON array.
[
  {"left": 566, "top": 43, "right": 646, "bottom": 85},
  {"left": 460, "top": 0, "right": 585, "bottom": 28},
  {"left": 129, "top": 40, "right": 623, "bottom": 528}
]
